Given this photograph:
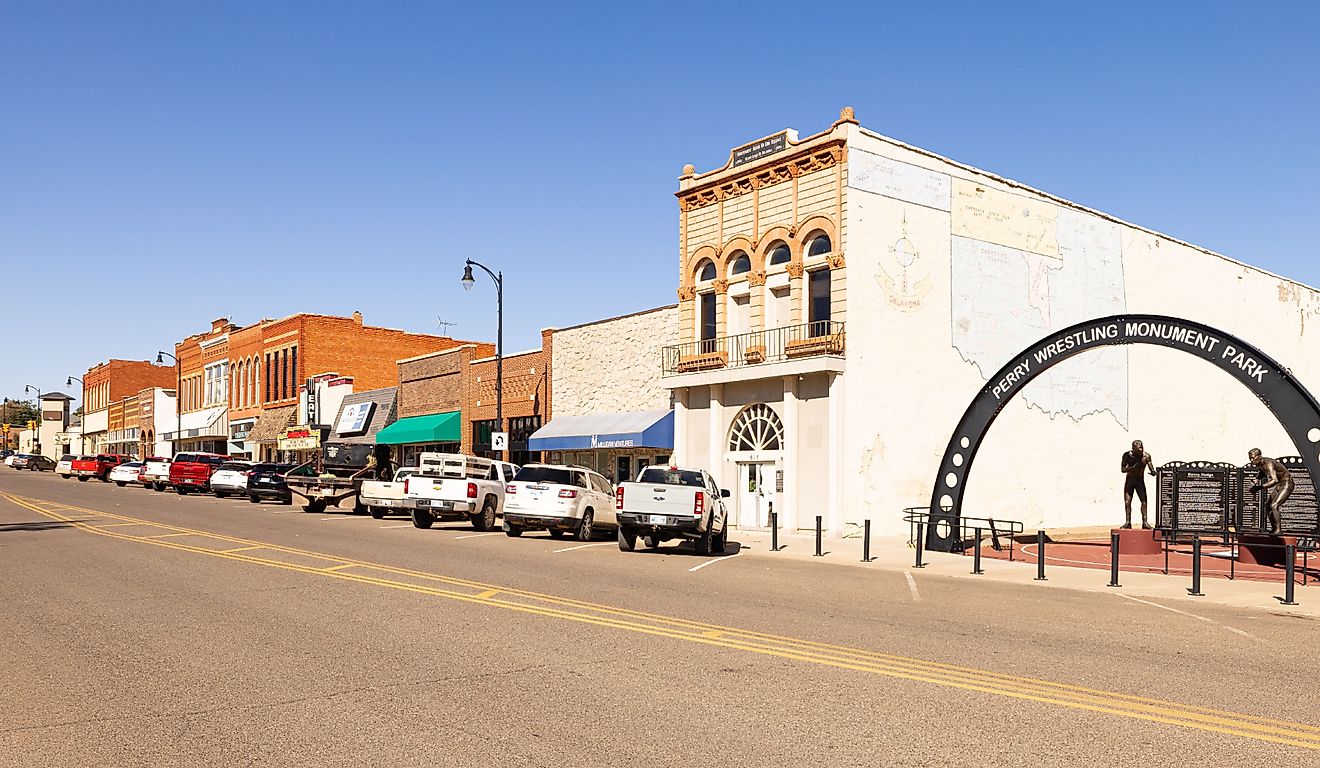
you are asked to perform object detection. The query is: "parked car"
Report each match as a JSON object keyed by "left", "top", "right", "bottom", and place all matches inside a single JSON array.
[
  {"left": 108, "top": 461, "right": 146, "bottom": 487},
  {"left": 359, "top": 467, "right": 419, "bottom": 520},
  {"left": 615, "top": 465, "right": 730, "bottom": 554},
  {"left": 168, "top": 452, "right": 228, "bottom": 494},
  {"left": 247, "top": 463, "right": 311, "bottom": 505},
  {"left": 71, "top": 454, "right": 132, "bottom": 482},
  {"left": 503, "top": 464, "right": 617, "bottom": 540},
  {"left": 55, "top": 455, "right": 76, "bottom": 478},
  {"left": 209, "top": 461, "right": 255, "bottom": 498},
  {"left": 3, "top": 452, "right": 18, "bottom": 466},
  {"left": 11, "top": 454, "right": 56, "bottom": 471},
  {"left": 403, "top": 454, "right": 519, "bottom": 530},
  {"left": 141, "top": 457, "right": 172, "bottom": 491}
]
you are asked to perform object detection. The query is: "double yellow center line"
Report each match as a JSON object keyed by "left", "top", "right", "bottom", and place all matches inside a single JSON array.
[{"left": 4, "top": 491, "right": 1319, "bottom": 750}]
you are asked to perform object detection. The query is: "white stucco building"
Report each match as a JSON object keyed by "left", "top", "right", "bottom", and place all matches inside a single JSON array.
[{"left": 665, "top": 107, "right": 1320, "bottom": 537}]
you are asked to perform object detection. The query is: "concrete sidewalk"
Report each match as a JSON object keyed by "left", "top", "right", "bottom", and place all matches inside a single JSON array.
[{"left": 725, "top": 526, "right": 1318, "bottom": 617}]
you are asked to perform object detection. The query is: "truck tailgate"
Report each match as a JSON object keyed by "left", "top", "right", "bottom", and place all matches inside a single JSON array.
[{"left": 619, "top": 484, "right": 701, "bottom": 518}]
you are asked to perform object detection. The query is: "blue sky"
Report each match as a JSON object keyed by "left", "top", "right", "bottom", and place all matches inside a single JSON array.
[{"left": 2, "top": 1, "right": 1317, "bottom": 407}]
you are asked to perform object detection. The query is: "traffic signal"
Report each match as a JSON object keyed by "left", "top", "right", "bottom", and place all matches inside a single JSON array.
[{"left": 27, "top": 419, "right": 37, "bottom": 430}]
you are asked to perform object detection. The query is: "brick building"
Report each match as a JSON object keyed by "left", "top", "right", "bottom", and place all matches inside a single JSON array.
[
  {"left": 173, "top": 311, "right": 483, "bottom": 459},
  {"left": 386, "top": 330, "right": 552, "bottom": 467},
  {"left": 81, "top": 359, "right": 177, "bottom": 454}
]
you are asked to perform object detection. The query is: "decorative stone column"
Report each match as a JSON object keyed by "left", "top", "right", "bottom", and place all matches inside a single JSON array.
[{"left": 782, "top": 375, "right": 799, "bottom": 532}]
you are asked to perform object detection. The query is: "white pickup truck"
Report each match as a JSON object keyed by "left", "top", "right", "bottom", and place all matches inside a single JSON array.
[
  {"left": 142, "top": 457, "right": 172, "bottom": 492},
  {"left": 615, "top": 465, "right": 731, "bottom": 555},
  {"left": 405, "top": 453, "right": 520, "bottom": 531},
  {"left": 359, "top": 467, "right": 418, "bottom": 520}
]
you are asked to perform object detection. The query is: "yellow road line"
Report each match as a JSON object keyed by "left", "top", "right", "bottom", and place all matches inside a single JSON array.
[
  {"left": 144, "top": 532, "right": 201, "bottom": 540},
  {"left": 321, "top": 563, "right": 357, "bottom": 573},
  {"left": 4, "top": 491, "right": 1318, "bottom": 749},
  {"left": 219, "top": 545, "right": 264, "bottom": 554}
]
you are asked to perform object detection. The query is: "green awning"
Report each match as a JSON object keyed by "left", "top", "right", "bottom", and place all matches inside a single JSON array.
[{"left": 374, "top": 411, "right": 461, "bottom": 445}]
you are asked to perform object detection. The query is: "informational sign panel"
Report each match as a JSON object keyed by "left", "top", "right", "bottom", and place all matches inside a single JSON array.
[
  {"left": 491, "top": 432, "right": 508, "bottom": 451},
  {"left": 335, "top": 402, "right": 375, "bottom": 436},
  {"left": 1239, "top": 456, "right": 1320, "bottom": 535},
  {"left": 1156, "top": 461, "right": 1232, "bottom": 534},
  {"left": 278, "top": 425, "right": 321, "bottom": 451},
  {"left": 732, "top": 132, "right": 787, "bottom": 167}
]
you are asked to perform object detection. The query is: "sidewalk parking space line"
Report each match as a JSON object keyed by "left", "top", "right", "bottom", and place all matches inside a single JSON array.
[
  {"left": 454, "top": 532, "right": 503, "bottom": 539},
  {"left": 381, "top": 524, "right": 412, "bottom": 529},
  {"left": 905, "top": 571, "right": 922, "bottom": 602},
  {"left": 690, "top": 553, "right": 743, "bottom": 572},
  {"left": 553, "top": 542, "right": 614, "bottom": 553},
  {"left": 320, "top": 517, "right": 363, "bottom": 521}
]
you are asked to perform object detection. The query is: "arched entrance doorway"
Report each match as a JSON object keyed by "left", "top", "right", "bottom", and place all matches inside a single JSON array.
[
  {"left": 727, "top": 403, "right": 784, "bottom": 529},
  {"left": 928, "top": 314, "right": 1320, "bottom": 551}
]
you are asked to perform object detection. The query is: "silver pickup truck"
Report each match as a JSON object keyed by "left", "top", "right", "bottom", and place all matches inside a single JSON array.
[
  {"left": 358, "top": 467, "right": 418, "bottom": 520},
  {"left": 615, "top": 465, "right": 730, "bottom": 555}
]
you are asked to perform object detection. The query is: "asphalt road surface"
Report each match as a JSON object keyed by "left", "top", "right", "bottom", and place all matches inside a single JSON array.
[{"left": 3, "top": 470, "right": 1319, "bottom": 767}]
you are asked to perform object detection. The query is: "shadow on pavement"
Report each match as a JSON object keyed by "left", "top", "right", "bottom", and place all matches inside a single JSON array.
[{"left": 0, "top": 520, "right": 79, "bottom": 533}]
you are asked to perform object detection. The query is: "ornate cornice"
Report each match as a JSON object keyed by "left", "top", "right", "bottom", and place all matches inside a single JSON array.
[
  {"left": 748, "top": 271, "right": 767, "bottom": 287},
  {"left": 677, "top": 286, "right": 696, "bottom": 301},
  {"left": 677, "top": 139, "right": 846, "bottom": 213},
  {"left": 828, "top": 252, "right": 846, "bottom": 269},
  {"left": 785, "top": 263, "right": 805, "bottom": 279}
]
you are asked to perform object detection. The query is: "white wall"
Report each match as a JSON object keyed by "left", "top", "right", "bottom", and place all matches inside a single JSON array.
[
  {"left": 552, "top": 307, "right": 678, "bottom": 418},
  {"left": 844, "top": 125, "right": 1320, "bottom": 535}
]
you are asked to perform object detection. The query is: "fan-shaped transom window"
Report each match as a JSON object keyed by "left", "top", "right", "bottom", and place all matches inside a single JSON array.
[
  {"left": 806, "top": 234, "right": 832, "bottom": 258},
  {"left": 696, "top": 259, "right": 717, "bottom": 282},
  {"left": 729, "top": 252, "right": 751, "bottom": 275},
  {"left": 728, "top": 404, "right": 784, "bottom": 452},
  {"left": 768, "top": 244, "right": 791, "bottom": 266}
]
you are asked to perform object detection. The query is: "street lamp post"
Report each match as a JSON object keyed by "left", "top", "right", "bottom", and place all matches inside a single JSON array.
[
  {"left": 23, "top": 385, "right": 42, "bottom": 456},
  {"left": 461, "top": 259, "right": 503, "bottom": 460},
  {"left": 156, "top": 351, "right": 181, "bottom": 458},
  {"left": 66, "top": 376, "right": 85, "bottom": 454}
]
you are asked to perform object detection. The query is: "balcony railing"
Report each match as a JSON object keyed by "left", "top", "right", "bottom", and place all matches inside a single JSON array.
[{"left": 662, "top": 321, "right": 846, "bottom": 375}]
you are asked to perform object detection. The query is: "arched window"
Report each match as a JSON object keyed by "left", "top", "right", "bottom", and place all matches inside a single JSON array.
[
  {"left": 768, "top": 244, "right": 791, "bottom": 266},
  {"left": 729, "top": 252, "right": 751, "bottom": 275},
  {"left": 728, "top": 404, "right": 784, "bottom": 452},
  {"left": 696, "top": 259, "right": 716, "bottom": 282},
  {"left": 806, "top": 233, "right": 832, "bottom": 258}
]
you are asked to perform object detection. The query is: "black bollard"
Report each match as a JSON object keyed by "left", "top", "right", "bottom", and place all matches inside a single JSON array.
[
  {"left": 1282, "top": 544, "right": 1299, "bottom": 606},
  {"left": 1188, "top": 535, "right": 1204, "bottom": 597},
  {"left": 972, "top": 527, "right": 984, "bottom": 574},
  {"left": 1107, "top": 531, "right": 1121, "bottom": 587},
  {"left": 814, "top": 515, "right": 823, "bottom": 557},
  {"left": 862, "top": 519, "right": 872, "bottom": 563},
  {"left": 1034, "top": 530, "right": 1047, "bottom": 581},
  {"left": 914, "top": 522, "right": 927, "bottom": 568},
  {"left": 770, "top": 511, "right": 779, "bottom": 552}
]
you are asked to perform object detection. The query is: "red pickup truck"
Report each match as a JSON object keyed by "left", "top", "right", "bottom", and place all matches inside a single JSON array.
[
  {"left": 168, "top": 452, "right": 229, "bottom": 494},
  {"left": 71, "top": 454, "right": 132, "bottom": 482}
]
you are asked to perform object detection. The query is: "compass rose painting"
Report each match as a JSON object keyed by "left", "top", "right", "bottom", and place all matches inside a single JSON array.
[{"left": 877, "top": 214, "right": 932, "bottom": 311}]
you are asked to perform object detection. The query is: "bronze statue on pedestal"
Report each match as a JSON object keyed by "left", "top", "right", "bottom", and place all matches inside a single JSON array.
[
  {"left": 1248, "top": 448, "right": 1293, "bottom": 535},
  {"left": 1121, "top": 440, "right": 1155, "bottom": 529}
]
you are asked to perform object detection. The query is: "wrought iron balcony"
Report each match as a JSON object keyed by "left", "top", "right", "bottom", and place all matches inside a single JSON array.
[{"left": 661, "top": 321, "right": 845, "bottom": 375}]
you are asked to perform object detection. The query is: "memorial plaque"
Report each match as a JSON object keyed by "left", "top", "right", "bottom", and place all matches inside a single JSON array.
[
  {"left": 1236, "top": 457, "right": 1319, "bottom": 535},
  {"left": 1237, "top": 464, "right": 1262, "bottom": 533},
  {"left": 1155, "top": 463, "right": 1180, "bottom": 530},
  {"left": 1156, "top": 461, "right": 1230, "bottom": 534}
]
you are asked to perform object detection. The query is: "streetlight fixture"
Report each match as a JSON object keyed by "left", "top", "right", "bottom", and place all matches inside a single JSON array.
[
  {"left": 461, "top": 259, "right": 503, "bottom": 460},
  {"left": 156, "top": 351, "right": 182, "bottom": 458},
  {"left": 66, "top": 375, "right": 85, "bottom": 454},
  {"left": 23, "top": 385, "right": 42, "bottom": 456}
]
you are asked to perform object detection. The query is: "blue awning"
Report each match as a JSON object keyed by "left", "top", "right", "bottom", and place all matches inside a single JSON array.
[{"left": 528, "top": 409, "right": 673, "bottom": 451}]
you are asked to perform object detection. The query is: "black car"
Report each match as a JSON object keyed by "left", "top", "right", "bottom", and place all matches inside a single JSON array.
[{"left": 246, "top": 463, "right": 309, "bottom": 504}]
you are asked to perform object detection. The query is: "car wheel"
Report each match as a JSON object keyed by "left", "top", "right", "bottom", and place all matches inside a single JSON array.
[
  {"left": 618, "top": 526, "right": 637, "bottom": 552},
  {"left": 177, "top": 486, "right": 190, "bottom": 495},
  {"left": 99, "top": 472, "right": 110, "bottom": 483},
  {"left": 304, "top": 499, "right": 327, "bottom": 514},
  {"left": 504, "top": 525, "right": 523, "bottom": 538},
  {"left": 369, "top": 505, "right": 386, "bottom": 519},
  {"left": 644, "top": 535, "right": 660, "bottom": 550},
  {"left": 249, "top": 495, "right": 260, "bottom": 504},
  {"left": 695, "top": 528, "right": 713, "bottom": 557},
  {"left": 574, "top": 510, "right": 595, "bottom": 542},
  {"left": 77, "top": 476, "right": 88, "bottom": 482},
  {"left": 712, "top": 525, "right": 727, "bottom": 554},
  {"left": 412, "top": 509, "right": 434, "bottom": 529},
  {"left": 115, "top": 481, "right": 126, "bottom": 487},
  {"left": 471, "top": 498, "right": 498, "bottom": 531},
  {"left": 548, "top": 529, "right": 565, "bottom": 539},
  {"left": 281, "top": 496, "right": 293, "bottom": 505},
  {"left": 153, "top": 482, "right": 164, "bottom": 492},
  {"left": 215, "top": 491, "right": 228, "bottom": 499}
]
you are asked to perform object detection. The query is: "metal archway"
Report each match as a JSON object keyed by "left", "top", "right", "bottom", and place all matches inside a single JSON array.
[{"left": 927, "top": 314, "right": 1320, "bottom": 551}]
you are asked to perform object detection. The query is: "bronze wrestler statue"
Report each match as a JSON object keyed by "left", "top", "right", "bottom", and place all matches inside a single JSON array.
[
  {"left": 1121, "top": 440, "right": 1155, "bottom": 529},
  {"left": 1248, "top": 448, "right": 1293, "bottom": 535}
]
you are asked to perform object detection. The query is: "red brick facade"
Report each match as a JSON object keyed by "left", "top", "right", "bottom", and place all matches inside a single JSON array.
[{"left": 83, "top": 359, "right": 177, "bottom": 414}]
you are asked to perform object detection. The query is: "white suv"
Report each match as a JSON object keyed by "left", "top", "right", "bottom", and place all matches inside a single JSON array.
[
  {"left": 209, "top": 461, "right": 254, "bottom": 498},
  {"left": 503, "top": 464, "right": 616, "bottom": 541}
]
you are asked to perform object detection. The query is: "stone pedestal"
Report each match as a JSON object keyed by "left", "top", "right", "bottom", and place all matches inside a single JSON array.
[
  {"left": 1237, "top": 534, "right": 1297, "bottom": 566},
  {"left": 1112, "top": 527, "right": 1162, "bottom": 556}
]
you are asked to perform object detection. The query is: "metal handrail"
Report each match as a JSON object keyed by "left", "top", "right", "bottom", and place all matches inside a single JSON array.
[
  {"left": 903, "top": 507, "right": 1024, "bottom": 561},
  {"left": 661, "top": 321, "right": 845, "bottom": 374}
]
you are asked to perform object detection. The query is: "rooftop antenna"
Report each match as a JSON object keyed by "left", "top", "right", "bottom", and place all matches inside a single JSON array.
[{"left": 435, "top": 317, "right": 458, "bottom": 334}]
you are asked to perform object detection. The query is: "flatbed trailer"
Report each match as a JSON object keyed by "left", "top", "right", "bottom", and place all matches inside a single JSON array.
[{"left": 283, "top": 442, "right": 379, "bottom": 514}]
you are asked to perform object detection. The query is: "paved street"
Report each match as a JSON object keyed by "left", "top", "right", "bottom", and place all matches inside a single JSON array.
[{"left": 3, "top": 470, "right": 1319, "bottom": 767}]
